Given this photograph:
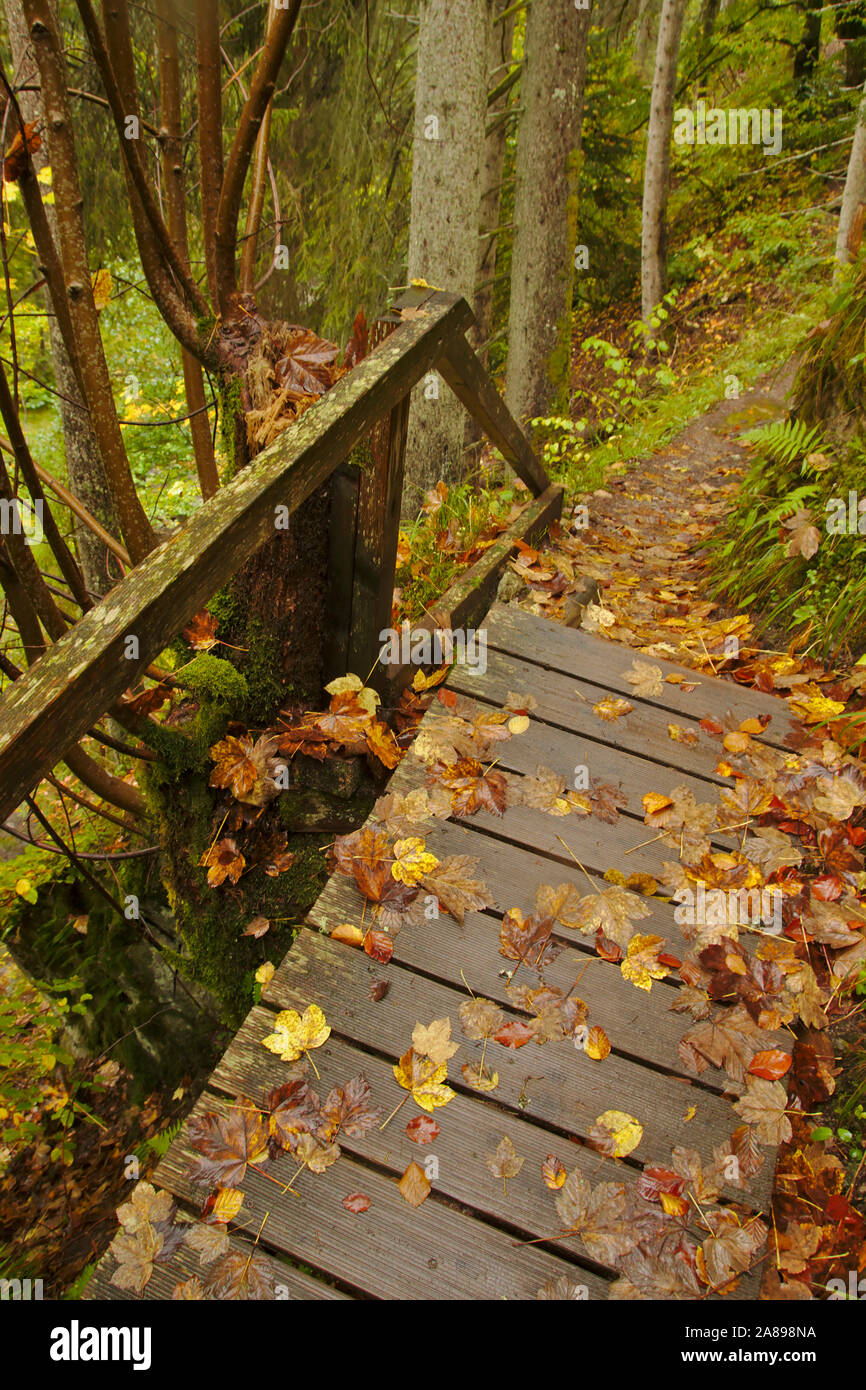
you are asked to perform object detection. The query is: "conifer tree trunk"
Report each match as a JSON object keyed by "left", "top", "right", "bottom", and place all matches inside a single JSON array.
[
  {"left": 404, "top": 0, "right": 487, "bottom": 504},
  {"left": 504, "top": 0, "right": 591, "bottom": 425},
  {"left": 641, "top": 0, "right": 687, "bottom": 328}
]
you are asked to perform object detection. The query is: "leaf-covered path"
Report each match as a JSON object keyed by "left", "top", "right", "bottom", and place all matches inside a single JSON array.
[{"left": 86, "top": 372, "right": 866, "bottom": 1302}]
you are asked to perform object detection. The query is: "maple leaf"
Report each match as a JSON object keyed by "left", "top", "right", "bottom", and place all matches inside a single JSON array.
[
  {"left": 365, "top": 720, "right": 402, "bottom": 769},
  {"left": 494, "top": 1018, "right": 537, "bottom": 1048},
  {"left": 436, "top": 756, "right": 508, "bottom": 817},
  {"left": 592, "top": 696, "right": 634, "bottom": 722},
  {"left": 291, "top": 1131, "right": 341, "bottom": 1173},
  {"left": 399, "top": 1160, "right": 432, "bottom": 1207},
  {"left": 555, "top": 1173, "right": 637, "bottom": 1264},
  {"left": 188, "top": 1103, "right": 269, "bottom": 1189},
  {"left": 200, "top": 837, "right": 245, "bottom": 887},
  {"left": 116, "top": 1181, "right": 174, "bottom": 1234},
  {"left": 678, "top": 1004, "right": 764, "bottom": 1083},
  {"left": 621, "top": 933, "right": 670, "bottom": 991},
  {"left": 557, "top": 886, "right": 653, "bottom": 949},
  {"left": 202, "top": 1248, "right": 275, "bottom": 1300},
  {"left": 393, "top": 1047, "right": 455, "bottom": 1111},
  {"left": 421, "top": 854, "right": 494, "bottom": 922},
  {"left": 787, "top": 692, "right": 846, "bottom": 724},
  {"left": 537, "top": 1276, "right": 589, "bottom": 1299},
  {"left": 391, "top": 836, "right": 439, "bottom": 885},
  {"left": 109, "top": 1223, "right": 163, "bottom": 1293},
  {"left": 513, "top": 764, "right": 583, "bottom": 815},
  {"left": 185, "top": 1222, "right": 230, "bottom": 1266},
  {"left": 782, "top": 508, "right": 821, "bottom": 560},
  {"left": 262, "top": 1004, "right": 330, "bottom": 1065},
  {"left": 183, "top": 610, "right": 219, "bottom": 650},
  {"left": 317, "top": 690, "right": 375, "bottom": 744},
  {"left": 411, "top": 1017, "right": 460, "bottom": 1066},
  {"left": 732, "top": 1076, "right": 792, "bottom": 1144},
  {"left": 486, "top": 1135, "right": 525, "bottom": 1190},
  {"left": 623, "top": 660, "right": 663, "bottom": 697},
  {"left": 458, "top": 997, "right": 504, "bottom": 1040},
  {"left": 499, "top": 908, "right": 561, "bottom": 968},
  {"left": 777, "top": 1222, "right": 821, "bottom": 1275},
  {"left": 332, "top": 827, "right": 392, "bottom": 900},
  {"left": 587, "top": 1110, "right": 643, "bottom": 1158},
  {"left": 699, "top": 1210, "right": 767, "bottom": 1287},
  {"left": 209, "top": 736, "right": 257, "bottom": 800},
  {"left": 266, "top": 1079, "right": 322, "bottom": 1148},
  {"left": 275, "top": 327, "right": 339, "bottom": 397}
]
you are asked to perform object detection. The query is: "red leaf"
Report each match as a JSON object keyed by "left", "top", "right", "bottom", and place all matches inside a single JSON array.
[
  {"left": 494, "top": 1019, "right": 536, "bottom": 1049},
  {"left": 700, "top": 718, "right": 724, "bottom": 736},
  {"left": 342, "top": 1191, "right": 371, "bottom": 1214},
  {"left": 363, "top": 929, "right": 394, "bottom": 963},
  {"left": 595, "top": 929, "right": 623, "bottom": 963},
  {"left": 406, "top": 1115, "right": 440, "bottom": 1145},
  {"left": 812, "top": 876, "right": 843, "bottom": 902},
  {"left": 636, "top": 1166, "right": 686, "bottom": 1202},
  {"left": 848, "top": 826, "right": 866, "bottom": 846},
  {"left": 658, "top": 952, "right": 682, "bottom": 969},
  {"left": 748, "top": 1049, "right": 792, "bottom": 1081},
  {"left": 437, "top": 688, "right": 458, "bottom": 709}
]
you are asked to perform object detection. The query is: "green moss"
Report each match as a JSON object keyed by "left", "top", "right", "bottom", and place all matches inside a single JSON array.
[
  {"left": 219, "top": 377, "right": 246, "bottom": 480},
  {"left": 178, "top": 653, "right": 248, "bottom": 710},
  {"left": 349, "top": 437, "right": 375, "bottom": 471}
]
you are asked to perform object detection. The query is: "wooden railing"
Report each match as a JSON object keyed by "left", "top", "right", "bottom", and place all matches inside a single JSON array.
[{"left": 0, "top": 288, "right": 560, "bottom": 824}]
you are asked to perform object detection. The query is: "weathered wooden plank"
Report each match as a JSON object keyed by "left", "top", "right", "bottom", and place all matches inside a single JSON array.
[
  {"left": 484, "top": 604, "right": 800, "bottom": 747},
  {"left": 156, "top": 1085, "right": 603, "bottom": 1300},
  {"left": 381, "top": 485, "right": 564, "bottom": 692},
  {"left": 204, "top": 1022, "right": 765, "bottom": 1295},
  {"left": 450, "top": 644, "right": 743, "bottom": 783},
  {"left": 84, "top": 1228, "right": 349, "bottom": 1301},
  {"left": 437, "top": 331, "right": 550, "bottom": 496},
  {"left": 323, "top": 462, "right": 360, "bottom": 682},
  {"left": 0, "top": 292, "right": 473, "bottom": 824},
  {"left": 260, "top": 929, "right": 764, "bottom": 1193},
  {"left": 306, "top": 871, "right": 789, "bottom": 1092}
]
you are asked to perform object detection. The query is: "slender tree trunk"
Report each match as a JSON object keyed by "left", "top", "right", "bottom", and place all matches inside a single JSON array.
[
  {"left": 698, "top": 0, "right": 721, "bottom": 52},
  {"left": 155, "top": 0, "right": 220, "bottom": 499},
  {"left": 634, "top": 0, "right": 661, "bottom": 74},
  {"left": 504, "top": 1, "right": 591, "bottom": 425},
  {"left": 471, "top": 0, "right": 515, "bottom": 368},
  {"left": 4, "top": 0, "right": 118, "bottom": 591},
  {"left": 641, "top": 0, "right": 687, "bottom": 329},
  {"left": 836, "top": 79, "right": 866, "bottom": 275},
  {"left": 404, "top": 0, "right": 488, "bottom": 504}
]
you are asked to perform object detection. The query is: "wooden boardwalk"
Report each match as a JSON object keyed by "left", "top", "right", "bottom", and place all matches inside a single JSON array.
[{"left": 86, "top": 603, "right": 797, "bottom": 1302}]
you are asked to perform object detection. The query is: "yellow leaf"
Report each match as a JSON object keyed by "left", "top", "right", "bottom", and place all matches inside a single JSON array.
[
  {"left": 393, "top": 1047, "right": 455, "bottom": 1111},
  {"left": 642, "top": 792, "right": 673, "bottom": 817},
  {"left": 723, "top": 730, "right": 751, "bottom": 754},
  {"left": 330, "top": 922, "right": 365, "bottom": 948},
  {"left": 254, "top": 961, "right": 275, "bottom": 986},
  {"left": 91, "top": 268, "right": 112, "bottom": 310},
  {"left": 262, "top": 1003, "right": 330, "bottom": 1062},
  {"left": 621, "top": 933, "right": 670, "bottom": 991},
  {"left": 391, "top": 836, "right": 439, "bottom": 886},
  {"left": 594, "top": 1109, "right": 643, "bottom": 1158},
  {"left": 412, "top": 666, "right": 448, "bottom": 691},
  {"left": 584, "top": 1025, "right": 611, "bottom": 1061},
  {"left": 787, "top": 693, "right": 846, "bottom": 725},
  {"left": 411, "top": 1017, "right": 459, "bottom": 1066},
  {"left": 507, "top": 714, "right": 530, "bottom": 735},
  {"left": 212, "top": 1188, "right": 244, "bottom": 1224}
]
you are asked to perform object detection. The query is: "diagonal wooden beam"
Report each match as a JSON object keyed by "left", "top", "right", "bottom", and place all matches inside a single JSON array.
[{"left": 0, "top": 293, "right": 472, "bottom": 824}]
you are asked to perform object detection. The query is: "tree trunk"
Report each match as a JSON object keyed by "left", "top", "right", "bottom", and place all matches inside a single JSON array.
[
  {"left": 836, "top": 79, "right": 866, "bottom": 275},
  {"left": 837, "top": 2, "right": 866, "bottom": 87},
  {"left": 471, "top": 0, "right": 515, "bottom": 368},
  {"left": 634, "top": 0, "right": 661, "bottom": 74},
  {"left": 4, "top": 0, "right": 119, "bottom": 592},
  {"left": 641, "top": 0, "right": 687, "bottom": 329},
  {"left": 794, "top": 0, "right": 823, "bottom": 82},
  {"left": 404, "top": 0, "right": 488, "bottom": 506},
  {"left": 504, "top": 0, "right": 591, "bottom": 425}
]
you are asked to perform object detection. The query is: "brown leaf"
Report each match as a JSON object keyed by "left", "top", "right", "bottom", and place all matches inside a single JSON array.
[
  {"left": 405, "top": 1115, "right": 440, "bottom": 1145},
  {"left": 398, "top": 1160, "right": 431, "bottom": 1207}
]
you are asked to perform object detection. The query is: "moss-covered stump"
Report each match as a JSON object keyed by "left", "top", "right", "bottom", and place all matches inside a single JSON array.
[{"left": 141, "top": 656, "right": 330, "bottom": 1027}]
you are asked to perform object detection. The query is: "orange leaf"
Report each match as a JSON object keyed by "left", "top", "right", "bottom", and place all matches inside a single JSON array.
[{"left": 748, "top": 1049, "right": 792, "bottom": 1081}]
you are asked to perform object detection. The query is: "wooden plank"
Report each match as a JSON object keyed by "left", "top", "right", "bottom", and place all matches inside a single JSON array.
[
  {"left": 156, "top": 1085, "right": 604, "bottom": 1300},
  {"left": 484, "top": 604, "right": 800, "bottom": 747},
  {"left": 307, "top": 870, "right": 789, "bottom": 1093},
  {"left": 450, "top": 644, "right": 746, "bottom": 784},
  {"left": 381, "top": 484, "right": 565, "bottom": 692},
  {"left": 202, "top": 1027, "right": 616, "bottom": 1274},
  {"left": 436, "top": 331, "right": 551, "bottom": 496},
  {"left": 260, "top": 929, "right": 766, "bottom": 1194},
  {"left": 84, "top": 1229, "right": 349, "bottom": 1301},
  {"left": 0, "top": 292, "right": 473, "bottom": 824},
  {"left": 323, "top": 461, "right": 360, "bottom": 681}
]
